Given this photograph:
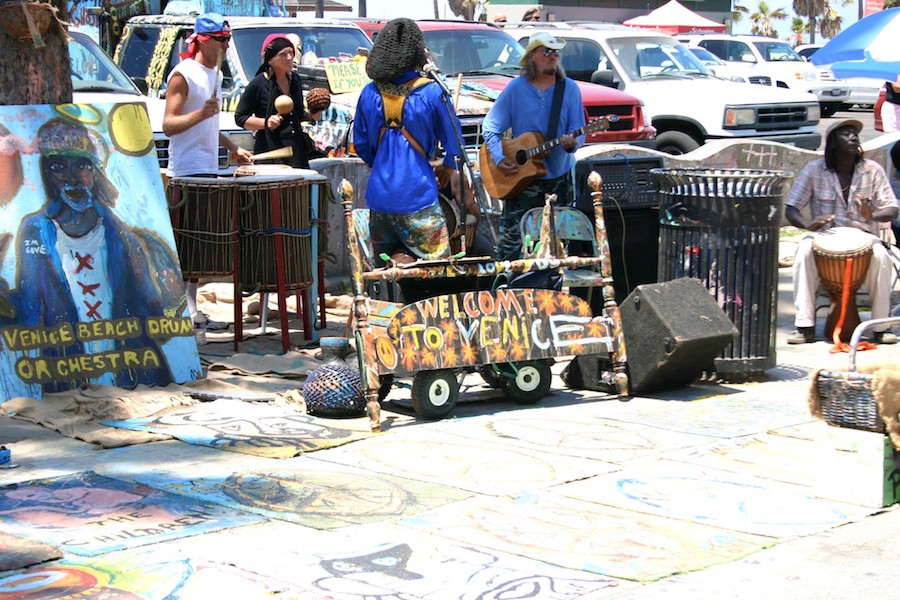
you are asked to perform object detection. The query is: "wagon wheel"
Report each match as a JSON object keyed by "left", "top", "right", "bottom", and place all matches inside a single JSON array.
[
  {"left": 377, "top": 374, "right": 394, "bottom": 402},
  {"left": 477, "top": 364, "right": 505, "bottom": 388},
  {"left": 411, "top": 369, "right": 459, "bottom": 420},
  {"left": 501, "top": 360, "right": 552, "bottom": 405}
]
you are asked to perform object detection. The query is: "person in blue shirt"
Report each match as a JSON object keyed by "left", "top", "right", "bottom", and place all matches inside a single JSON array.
[
  {"left": 354, "top": 19, "right": 465, "bottom": 271},
  {"left": 354, "top": 18, "right": 477, "bottom": 303},
  {"left": 482, "top": 32, "right": 585, "bottom": 261}
]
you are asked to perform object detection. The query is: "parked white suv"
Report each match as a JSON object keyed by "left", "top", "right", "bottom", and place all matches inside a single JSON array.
[
  {"left": 507, "top": 25, "right": 821, "bottom": 154},
  {"left": 679, "top": 34, "right": 850, "bottom": 117}
]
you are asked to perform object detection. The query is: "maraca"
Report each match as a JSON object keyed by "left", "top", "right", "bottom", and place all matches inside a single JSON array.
[{"left": 274, "top": 94, "right": 294, "bottom": 115}]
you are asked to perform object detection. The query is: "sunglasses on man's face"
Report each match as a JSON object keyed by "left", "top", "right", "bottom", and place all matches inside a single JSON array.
[
  {"left": 542, "top": 48, "right": 559, "bottom": 57},
  {"left": 208, "top": 34, "right": 231, "bottom": 43}
]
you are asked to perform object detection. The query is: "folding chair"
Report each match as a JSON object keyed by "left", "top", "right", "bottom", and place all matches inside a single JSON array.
[
  {"left": 519, "top": 206, "right": 605, "bottom": 304},
  {"left": 879, "top": 228, "right": 900, "bottom": 316}
]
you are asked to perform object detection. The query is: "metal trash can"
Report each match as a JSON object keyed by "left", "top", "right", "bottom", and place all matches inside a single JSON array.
[{"left": 651, "top": 168, "right": 794, "bottom": 378}]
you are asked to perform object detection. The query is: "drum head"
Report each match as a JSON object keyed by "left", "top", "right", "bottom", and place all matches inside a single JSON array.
[{"left": 812, "top": 226, "right": 873, "bottom": 255}]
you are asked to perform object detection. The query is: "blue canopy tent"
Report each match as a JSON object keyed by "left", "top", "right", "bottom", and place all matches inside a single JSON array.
[{"left": 811, "top": 7, "right": 900, "bottom": 81}]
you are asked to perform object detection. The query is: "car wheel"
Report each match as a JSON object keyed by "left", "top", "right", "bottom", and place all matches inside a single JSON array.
[
  {"left": 655, "top": 130, "right": 701, "bottom": 155},
  {"left": 820, "top": 104, "right": 838, "bottom": 118}
]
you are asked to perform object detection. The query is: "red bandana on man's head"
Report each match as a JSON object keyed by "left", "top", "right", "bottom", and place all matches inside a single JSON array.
[{"left": 178, "top": 31, "right": 228, "bottom": 59}]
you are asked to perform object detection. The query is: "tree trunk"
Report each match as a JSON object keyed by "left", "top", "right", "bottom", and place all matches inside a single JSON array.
[
  {"left": 0, "top": 0, "right": 72, "bottom": 105},
  {"left": 359, "top": 0, "right": 366, "bottom": 17},
  {"left": 434, "top": 0, "right": 439, "bottom": 18}
]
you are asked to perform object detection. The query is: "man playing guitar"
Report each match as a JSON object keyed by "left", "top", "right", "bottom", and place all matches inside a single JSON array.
[{"left": 481, "top": 32, "right": 585, "bottom": 260}]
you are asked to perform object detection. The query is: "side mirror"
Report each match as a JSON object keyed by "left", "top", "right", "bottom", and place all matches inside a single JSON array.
[
  {"left": 741, "top": 53, "right": 756, "bottom": 63},
  {"left": 591, "top": 69, "right": 615, "bottom": 88}
]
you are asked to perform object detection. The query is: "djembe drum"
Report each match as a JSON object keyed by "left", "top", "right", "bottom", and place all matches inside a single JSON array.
[
  {"left": 812, "top": 226, "right": 873, "bottom": 343},
  {"left": 439, "top": 194, "right": 477, "bottom": 255}
]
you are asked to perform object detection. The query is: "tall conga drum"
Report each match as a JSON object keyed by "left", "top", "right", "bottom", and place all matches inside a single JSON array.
[
  {"left": 235, "top": 171, "right": 315, "bottom": 295},
  {"left": 812, "top": 226, "right": 873, "bottom": 343},
  {"left": 166, "top": 177, "right": 238, "bottom": 279}
]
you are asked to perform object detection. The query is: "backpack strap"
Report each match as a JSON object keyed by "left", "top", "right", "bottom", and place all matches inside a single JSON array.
[{"left": 375, "top": 77, "right": 433, "bottom": 158}]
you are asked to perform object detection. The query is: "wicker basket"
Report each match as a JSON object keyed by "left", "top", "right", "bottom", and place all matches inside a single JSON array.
[
  {"left": 0, "top": 1, "right": 54, "bottom": 41},
  {"left": 816, "top": 369, "right": 884, "bottom": 433}
]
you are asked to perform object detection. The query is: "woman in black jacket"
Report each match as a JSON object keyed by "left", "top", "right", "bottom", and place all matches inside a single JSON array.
[{"left": 234, "top": 34, "right": 328, "bottom": 168}]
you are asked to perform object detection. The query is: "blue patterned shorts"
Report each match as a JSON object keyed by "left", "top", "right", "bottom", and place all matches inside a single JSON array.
[{"left": 370, "top": 202, "right": 451, "bottom": 262}]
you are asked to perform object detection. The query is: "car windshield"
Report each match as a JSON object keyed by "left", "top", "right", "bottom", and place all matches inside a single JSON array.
[
  {"left": 422, "top": 28, "right": 524, "bottom": 76},
  {"left": 752, "top": 40, "right": 803, "bottom": 62},
  {"left": 69, "top": 30, "right": 141, "bottom": 94},
  {"left": 689, "top": 46, "right": 725, "bottom": 66},
  {"left": 231, "top": 25, "right": 372, "bottom": 74},
  {"left": 608, "top": 36, "right": 713, "bottom": 80}
]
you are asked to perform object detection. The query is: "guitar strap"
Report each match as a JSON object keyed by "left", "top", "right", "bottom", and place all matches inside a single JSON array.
[
  {"left": 546, "top": 79, "right": 565, "bottom": 142},
  {"left": 374, "top": 77, "right": 432, "bottom": 159}
]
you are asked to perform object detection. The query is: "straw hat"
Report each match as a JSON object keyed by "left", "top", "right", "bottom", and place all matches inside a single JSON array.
[{"left": 519, "top": 32, "right": 566, "bottom": 66}]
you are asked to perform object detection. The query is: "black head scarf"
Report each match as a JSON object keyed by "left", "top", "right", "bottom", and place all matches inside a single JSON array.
[{"left": 256, "top": 35, "right": 295, "bottom": 76}]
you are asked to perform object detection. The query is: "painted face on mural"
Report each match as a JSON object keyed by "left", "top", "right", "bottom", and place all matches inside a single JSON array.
[{"left": 43, "top": 155, "right": 97, "bottom": 213}]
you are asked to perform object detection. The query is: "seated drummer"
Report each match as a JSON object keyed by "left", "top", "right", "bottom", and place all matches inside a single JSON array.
[
  {"left": 353, "top": 18, "right": 476, "bottom": 303},
  {"left": 784, "top": 118, "right": 899, "bottom": 345}
]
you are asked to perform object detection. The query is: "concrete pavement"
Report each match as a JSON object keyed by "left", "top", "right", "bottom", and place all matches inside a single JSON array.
[{"left": 1, "top": 262, "right": 899, "bottom": 599}]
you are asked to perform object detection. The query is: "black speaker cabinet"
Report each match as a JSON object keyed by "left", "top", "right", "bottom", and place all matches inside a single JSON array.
[{"left": 620, "top": 278, "right": 738, "bottom": 393}]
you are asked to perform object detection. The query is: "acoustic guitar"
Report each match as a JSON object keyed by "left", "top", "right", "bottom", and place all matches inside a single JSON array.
[{"left": 478, "top": 116, "right": 617, "bottom": 199}]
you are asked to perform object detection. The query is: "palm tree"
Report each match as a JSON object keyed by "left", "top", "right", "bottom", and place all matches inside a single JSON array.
[
  {"left": 750, "top": 1, "right": 788, "bottom": 37},
  {"left": 732, "top": 2, "right": 750, "bottom": 26},
  {"left": 448, "top": 0, "right": 483, "bottom": 20},
  {"left": 819, "top": 3, "right": 844, "bottom": 39},
  {"left": 789, "top": 17, "right": 811, "bottom": 45},
  {"left": 793, "top": 0, "right": 824, "bottom": 42}
]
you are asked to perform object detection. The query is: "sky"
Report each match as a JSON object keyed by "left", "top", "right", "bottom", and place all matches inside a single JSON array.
[{"left": 326, "top": 0, "right": 864, "bottom": 44}]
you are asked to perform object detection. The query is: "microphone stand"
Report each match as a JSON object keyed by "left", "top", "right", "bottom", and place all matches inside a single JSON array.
[{"left": 424, "top": 63, "right": 499, "bottom": 248}]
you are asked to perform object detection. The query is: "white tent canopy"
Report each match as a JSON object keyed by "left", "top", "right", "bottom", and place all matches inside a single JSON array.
[{"left": 623, "top": 0, "right": 726, "bottom": 34}]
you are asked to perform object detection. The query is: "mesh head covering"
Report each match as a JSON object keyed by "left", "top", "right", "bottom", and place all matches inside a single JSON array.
[{"left": 365, "top": 18, "right": 426, "bottom": 82}]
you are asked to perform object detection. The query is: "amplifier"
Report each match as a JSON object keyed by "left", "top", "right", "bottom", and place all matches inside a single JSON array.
[{"left": 575, "top": 155, "right": 664, "bottom": 211}]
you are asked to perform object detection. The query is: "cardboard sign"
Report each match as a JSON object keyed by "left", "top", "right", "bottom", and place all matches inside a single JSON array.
[
  {"left": 324, "top": 61, "right": 371, "bottom": 94},
  {"left": 0, "top": 103, "right": 201, "bottom": 401},
  {"left": 375, "top": 289, "right": 613, "bottom": 376}
]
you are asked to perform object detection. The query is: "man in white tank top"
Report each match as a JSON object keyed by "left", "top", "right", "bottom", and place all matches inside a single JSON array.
[{"left": 163, "top": 13, "right": 251, "bottom": 338}]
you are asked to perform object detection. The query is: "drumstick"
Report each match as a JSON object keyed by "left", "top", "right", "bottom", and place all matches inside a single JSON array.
[
  {"left": 249, "top": 146, "right": 293, "bottom": 161},
  {"left": 453, "top": 73, "right": 463, "bottom": 111},
  {"left": 212, "top": 47, "right": 223, "bottom": 99}
]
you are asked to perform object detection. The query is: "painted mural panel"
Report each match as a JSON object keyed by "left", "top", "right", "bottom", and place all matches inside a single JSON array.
[{"left": 0, "top": 103, "right": 201, "bottom": 402}]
